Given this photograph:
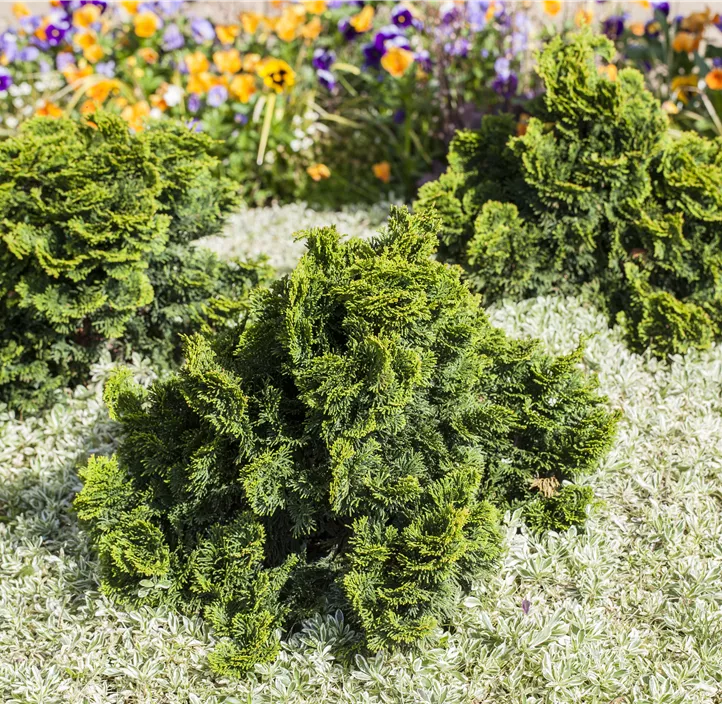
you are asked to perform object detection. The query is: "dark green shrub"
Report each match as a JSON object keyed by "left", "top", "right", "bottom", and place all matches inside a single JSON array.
[
  {"left": 75, "top": 207, "right": 618, "bottom": 675},
  {"left": 415, "top": 30, "right": 722, "bottom": 357},
  {"left": 0, "top": 112, "right": 266, "bottom": 411}
]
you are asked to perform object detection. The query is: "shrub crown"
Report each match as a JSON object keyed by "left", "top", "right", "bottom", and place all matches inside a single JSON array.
[
  {"left": 415, "top": 30, "right": 722, "bottom": 357},
  {"left": 76, "top": 207, "right": 618, "bottom": 674},
  {"left": 0, "top": 113, "right": 263, "bottom": 410}
]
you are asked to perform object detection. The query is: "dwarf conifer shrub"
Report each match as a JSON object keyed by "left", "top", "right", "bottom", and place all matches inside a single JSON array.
[
  {"left": 415, "top": 30, "right": 722, "bottom": 357},
  {"left": 75, "top": 207, "right": 618, "bottom": 675},
  {"left": 0, "top": 112, "right": 265, "bottom": 411}
]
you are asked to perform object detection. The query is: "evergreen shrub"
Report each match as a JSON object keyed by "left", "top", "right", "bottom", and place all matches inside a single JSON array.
[
  {"left": 415, "top": 30, "right": 722, "bottom": 357},
  {"left": 0, "top": 112, "right": 266, "bottom": 411},
  {"left": 76, "top": 207, "right": 618, "bottom": 675}
]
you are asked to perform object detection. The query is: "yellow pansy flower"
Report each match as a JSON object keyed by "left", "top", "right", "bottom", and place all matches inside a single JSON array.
[
  {"left": 243, "top": 53, "right": 262, "bottom": 73},
  {"left": 35, "top": 100, "right": 63, "bottom": 117},
  {"left": 575, "top": 9, "right": 593, "bottom": 27},
  {"left": 350, "top": 4, "right": 374, "bottom": 33},
  {"left": 74, "top": 31, "right": 97, "bottom": 49},
  {"left": 73, "top": 4, "right": 101, "bottom": 28},
  {"left": 301, "top": 17, "right": 322, "bottom": 40},
  {"left": 121, "top": 100, "right": 151, "bottom": 132},
  {"left": 303, "top": 0, "right": 327, "bottom": 14},
  {"left": 598, "top": 64, "right": 618, "bottom": 82},
  {"left": 12, "top": 3, "right": 31, "bottom": 18},
  {"left": 185, "top": 51, "right": 210, "bottom": 75},
  {"left": 670, "top": 74, "right": 699, "bottom": 103},
  {"left": 213, "top": 49, "right": 242, "bottom": 74},
  {"left": 134, "top": 11, "right": 159, "bottom": 38},
  {"left": 121, "top": 0, "right": 139, "bottom": 14},
  {"left": 543, "top": 0, "right": 562, "bottom": 17},
  {"left": 307, "top": 163, "right": 331, "bottom": 181},
  {"left": 240, "top": 12, "right": 261, "bottom": 34},
  {"left": 86, "top": 78, "right": 120, "bottom": 102},
  {"left": 381, "top": 46, "right": 414, "bottom": 78},
  {"left": 257, "top": 58, "right": 296, "bottom": 93},
  {"left": 672, "top": 31, "right": 700, "bottom": 54},
  {"left": 187, "top": 71, "right": 214, "bottom": 94},
  {"left": 62, "top": 63, "right": 94, "bottom": 85},
  {"left": 372, "top": 161, "right": 391, "bottom": 183},
  {"left": 80, "top": 99, "right": 99, "bottom": 116},
  {"left": 275, "top": 6, "right": 303, "bottom": 41},
  {"left": 216, "top": 25, "right": 240, "bottom": 45},
  {"left": 229, "top": 73, "right": 257, "bottom": 103},
  {"left": 83, "top": 43, "right": 104, "bottom": 63}
]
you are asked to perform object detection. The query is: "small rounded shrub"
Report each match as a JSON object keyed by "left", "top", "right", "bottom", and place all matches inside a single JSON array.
[
  {"left": 76, "top": 207, "right": 618, "bottom": 675},
  {"left": 0, "top": 112, "right": 266, "bottom": 411},
  {"left": 415, "top": 30, "right": 722, "bottom": 357}
]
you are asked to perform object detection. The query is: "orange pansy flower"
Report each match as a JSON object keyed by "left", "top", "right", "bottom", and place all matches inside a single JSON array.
[
  {"left": 350, "top": 5, "right": 374, "bottom": 32},
  {"left": 381, "top": 47, "right": 414, "bottom": 78},
  {"left": 307, "top": 163, "right": 331, "bottom": 181},
  {"left": 213, "top": 49, "right": 242, "bottom": 74},
  {"left": 372, "top": 161, "right": 391, "bottom": 183},
  {"left": 229, "top": 73, "right": 257, "bottom": 103}
]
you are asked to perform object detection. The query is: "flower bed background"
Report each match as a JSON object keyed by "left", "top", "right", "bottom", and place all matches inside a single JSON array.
[{"left": 0, "top": 0, "right": 721, "bottom": 208}]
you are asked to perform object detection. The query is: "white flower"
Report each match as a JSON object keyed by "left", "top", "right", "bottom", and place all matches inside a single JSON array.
[
  {"left": 5, "top": 115, "right": 18, "bottom": 128},
  {"left": 149, "top": 107, "right": 163, "bottom": 120},
  {"left": 163, "top": 84, "right": 183, "bottom": 107}
]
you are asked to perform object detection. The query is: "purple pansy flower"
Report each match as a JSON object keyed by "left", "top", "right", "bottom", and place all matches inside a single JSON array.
[
  {"left": 162, "top": 23, "right": 185, "bottom": 51},
  {"left": 96, "top": 60, "right": 116, "bottom": 77},
  {"left": 494, "top": 56, "right": 511, "bottom": 80},
  {"left": 155, "top": 0, "right": 184, "bottom": 15},
  {"left": 317, "top": 69, "right": 337, "bottom": 91},
  {"left": 393, "top": 108, "right": 406, "bottom": 124},
  {"left": 445, "top": 38, "right": 470, "bottom": 58},
  {"left": 651, "top": 1, "right": 670, "bottom": 16},
  {"left": 312, "top": 48, "right": 336, "bottom": 71},
  {"left": 414, "top": 49, "right": 432, "bottom": 72},
  {"left": 56, "top": 52, "right": 75, "bottom": 71},
  {"left": 0, "top": 32, "right": 18, "bottom": 63},
  {"left": 645, "top": 20, "right": 661, "bottom": 38},
  {"left": 440, "top": 2, "right": 459, "bottom": 24},
  {"left": 45, "top": 23, "right": 70, "bottom": 48},
  {"left": 18, "top": 46, "right": 40, "bottom": 62},
  {"left": 234, "top": 112, "right": 248, "bottom": 124},
  {"left": 190, "top": 17, "right": 215, "bottom": 43},
  {"left": 467, "top": 0, "right": 488, "bottom": 31},
  {"left": 187, "top": 93, "right": 201, "bottom": 113},
  {"left": 391, "top": 6, "right": 414, "bottom": 29},
  {"left": 207, "top": 85, "right": 228, "bottom": 107},
  {"left": 338, "top": 17, "right": 358, "bottom": 41},
  {"left": 492, "top": 71, "right": 518, "bottom": 97},
  {"left": 0, "top": 68, "right": 13, "bottom": 92},
  {"left": 602, "top": 15, "right": 625, "bottom": 39},
  {"left": 362, "top": 41, "right": 384, "bottom": 68}
]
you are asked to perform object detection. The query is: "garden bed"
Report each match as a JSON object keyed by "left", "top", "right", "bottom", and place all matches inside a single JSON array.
[{"left": 1, "top": 205, "right": 720, "bottom": 704}]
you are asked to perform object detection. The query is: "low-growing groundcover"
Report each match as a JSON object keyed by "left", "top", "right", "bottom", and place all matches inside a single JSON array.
[
  {"left": 74, "top": 207, "right": 617, "bottom": 675},
  {"left": 0, "top": 112, "right": 265, "bottom": 412},
  {"left": 415, "top": 30, "right": 722, "bottom": 358}
]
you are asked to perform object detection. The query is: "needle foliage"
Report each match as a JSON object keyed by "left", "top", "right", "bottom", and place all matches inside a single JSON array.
[
  {"left": 76, "top": 207, "right": 618, "bottom": 675},
  {"left": 0, "top": 112, "right": 266, "bottom": 411},
  {"left": 415, "top": 30, "right": 722, "bottom": 357}
]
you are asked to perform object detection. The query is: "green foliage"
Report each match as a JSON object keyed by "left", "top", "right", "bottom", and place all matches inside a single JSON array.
[
  {"left": 415, "top": 30, "right": 722, "bottom": 357},
  {"left": 0, "top": 112, "right": 265, "bottom": 411},
  {"left": 76, "top": 206, "right": 618, "bottom": 675}
]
